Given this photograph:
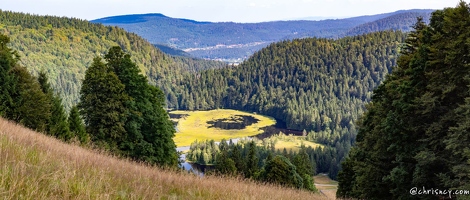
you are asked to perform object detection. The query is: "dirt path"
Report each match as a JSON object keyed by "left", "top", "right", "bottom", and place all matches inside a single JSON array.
[{"left": 314, "top": 174, "right": 338, "bottom": 200}]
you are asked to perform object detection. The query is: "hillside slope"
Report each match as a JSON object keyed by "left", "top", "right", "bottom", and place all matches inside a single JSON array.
[
  {"left": 176, "top": 31, "right": 406, "bottom": 133},
  {"left": 0, "top": 117, "right": 327, "bottom": 199},
  {"left": 343, "top": 11, "right": 432, "bottom": 36},
  {"left": 0, "top": 10, "right": 226, "bottom": 110}
]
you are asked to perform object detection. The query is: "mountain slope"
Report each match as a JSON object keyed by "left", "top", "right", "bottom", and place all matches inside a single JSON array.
[
  {"left": 175, "top": 31, "right": 406, "bottom": 131},
  {"left": 92, "top": 10, "right": 432, "bottom": 61},
  {"left": 0, "top": 10, "right": 226, "bottom": 110},
  {"left": 344, "top": 11, "right": 432, "bottom": 36},
  {"left": 0, "top": 117, "right": 326, "bottom": 199},
  {"left": 154, "top": 44, "right": 192, "bottom": 57}
]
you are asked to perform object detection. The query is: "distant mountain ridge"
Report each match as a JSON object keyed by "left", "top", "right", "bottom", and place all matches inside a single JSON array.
[
  {"left": 343, "top": 11, "right": 432, "bottom": 36},
  {"left": 95, "top": 13, "right": 212, "bottom": 24},
  {"left": 92, "top": 9, "right": 432, "bottom": 62}
]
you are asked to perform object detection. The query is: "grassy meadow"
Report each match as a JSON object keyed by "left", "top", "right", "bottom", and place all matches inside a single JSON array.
[
  {"left": 171, "top": 109, "right": 276, "bottom": 147},
  {"left": 260, "top": 132, "right": 324, "bottom": 152},
  {"left": 0, "top": 117, "right": 330, "bottom": 199}
]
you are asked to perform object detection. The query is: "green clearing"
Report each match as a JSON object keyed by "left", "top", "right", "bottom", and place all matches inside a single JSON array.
[
  {"left": 260, "top": 132, "right": 324, "bottom": 152},
  {"left": 171, "top": 109, "right": 276, "bottom": 147}
]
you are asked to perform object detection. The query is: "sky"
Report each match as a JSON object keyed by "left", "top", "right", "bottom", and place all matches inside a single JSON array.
[{"left": 1, "top": 0, "right": 460, "bottom": 23}]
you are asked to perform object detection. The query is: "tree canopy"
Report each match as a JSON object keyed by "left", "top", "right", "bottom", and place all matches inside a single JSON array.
[
  {"left": 337, "top": 2, "right": 470, "bottom": 199},
  {"left": 79, "top": 46, "right": 178, "bottom": 166}
]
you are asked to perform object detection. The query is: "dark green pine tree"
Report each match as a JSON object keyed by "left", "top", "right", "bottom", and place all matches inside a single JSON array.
[
  {"left": 0, "top": 34, "right": 19, "bottom": 117},
  {"left": 104, "top": 46, "right": 178, "bottom": 167},
  {"left": 292, "top": 147, "right": 317, "bottom": 191},
  {"left": 78, "top": 57, "right": 128, "bottom": 152},
  {"left": 262, "top": 155, "right": 303, "bottom": 189},
  {"left": 68, "top": 105, "right": 88, "bottom": 144},
  {"left": 421, "top": 1, "right": 470, "bottom": 193},
  {"left": 50, "top": 96, "right": 72, "bottom": 141},
  {"left": 230, "top": 144, "right": 246, "bottom": 175},
  {"left": 215, "top": 150, "right": 237, "bottom": 175},
  {"left": 336, "top": 155, "right": 357, "bottom": 198},
  {"left": 8, "top": 66, "right": 51, "bottom": 132},
  {"left": 445, "top": 97, "right": 470, "bottom": 194},
  {"left": 38, "top": 71, "right": 72, "bottom": 141},
  {"left": 337, "top": 2, "right": 470, "bottom": 199},
  {"left": 245, "top": 141, "right": 259, "bottom": 179}
]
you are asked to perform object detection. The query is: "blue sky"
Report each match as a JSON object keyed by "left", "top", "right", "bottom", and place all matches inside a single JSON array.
[{"left": 2, "top": 0, "right": 459, "bottom": 22}]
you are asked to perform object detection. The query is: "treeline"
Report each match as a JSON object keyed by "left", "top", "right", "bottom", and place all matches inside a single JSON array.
[
  {"left": 186, "top": 139, "right": 317, "bottom": 192},
  {"left": 337, "top": 2, "right": 470, "bottom": 199},
  {"left": 171, "top": 31, "right": 406, "bottom": 179},
  {"left": 0, "top": 34, "right": 178, "bottom": 167},
  {"left": 174, "top": 31, "right": 405, "bottom": 145},
  {"left": 0, "top": 34, "right": 87, "bottom": 143},
  {"left": 0, "top": 10, "right": 226, "bottom": 110},
  {"left": 186, "top": 131, "right": 346, "bottom": 179}
]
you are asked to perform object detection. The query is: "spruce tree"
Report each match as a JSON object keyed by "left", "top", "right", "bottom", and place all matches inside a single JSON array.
[
  {"left": 68, "top": 105, "right": 88, "bottom": 144},
  {"left": 78, "top": 57, "right": 128, "bottom": 151},
  {"left": 104, "top": 46, "right": 178, "bottom": 166},
  {"left": 215, "top": 150, "right": 237, "bottom": 175},
  {"left": 337, "top": 2, "right": 470, "bottom": 199},
  {"left": 0, "top": 34, "right": 19, "bottom": 117},
  {"left": 262, "top": 155, "right": 303, "bottom": 189},
  {"left": 8, "top": 66, "right": 51, "bottom": 132},
  {"left": 38, "top": 71, "right": 71, "bottom": 141},
  {"left": 245, "top": 141, "right": 259, "bottom": 178}
]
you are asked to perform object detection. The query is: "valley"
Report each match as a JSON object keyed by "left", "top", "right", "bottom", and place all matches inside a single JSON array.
[
  {"left": 1, "top": 1, "right": 468, "bottom": 199},
  {"left": 0, "top": 9, "right": 409, "bottom": 182}
]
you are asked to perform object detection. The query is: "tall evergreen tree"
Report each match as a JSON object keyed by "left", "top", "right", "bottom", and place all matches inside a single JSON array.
[
  {"left": 68, "top": 105, "right": 88, "bottom": 144},
  {"left": 8, "top": 66, "right": 51, "bottom": 132},
  {"left": 78, "top": 57, "right": 128, "bottom": 151},
  {"left": 337, "top": 2, "right": 470, "bottom": 199},
  {"left": 262, "top": 155, "right": 303, "bottom": 189},
  {"left": 38, "top": 71, "right": 71, "bottom": 140},
  {"left": 0, "top": 34, "right": 19, "bottom": 117},
  {"left": 245, "top": 141, "right": 259, "bottom": 178},
  {"left": 104, "top": 46, "right": 178, "bottom": 166}
]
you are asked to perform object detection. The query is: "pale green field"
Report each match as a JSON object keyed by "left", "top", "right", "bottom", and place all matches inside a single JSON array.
[
  {"left": 171, "top": 109, "right": 276, "bottom": 147},
  {"left": 261, "top": 133, "right": 324, "bottom": 152}
]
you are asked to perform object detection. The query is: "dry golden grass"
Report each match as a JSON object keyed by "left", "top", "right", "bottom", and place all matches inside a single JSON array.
[
  {"left": 0, "top": 117, "right": 327, "bottom": 199},
  {"left": 171, "top": 109, "right": 276, "bottom": 147}
]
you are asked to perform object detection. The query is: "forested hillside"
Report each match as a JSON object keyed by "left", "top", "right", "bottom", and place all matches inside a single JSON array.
[
  {"left": 166, "top": 31, "right": 407, "bottom": 178},
  {"left": 175, "top": 31, "right": 406, "bottom": 134},
  {"left": 337, "top": 2, "right": 470, "bottom": 199},
  {"left": 0, "top": 10, "right": 226, "bottom": 110},
  {"left": 344, "top": 11, "right": 431, "bottom": 36}
]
